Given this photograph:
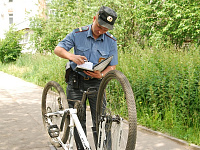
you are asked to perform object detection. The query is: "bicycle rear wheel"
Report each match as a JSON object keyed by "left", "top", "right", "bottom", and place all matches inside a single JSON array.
[
  {"left": 96, "top": 70, "right": 137, "bottom": 150},
  {"left": 42, "top": 81, "right": 69, "bottom": 147}
]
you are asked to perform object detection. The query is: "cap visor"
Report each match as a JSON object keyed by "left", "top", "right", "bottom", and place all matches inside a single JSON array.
[{"left": 98, "top": 18, "right": 113, "bottom": 30}]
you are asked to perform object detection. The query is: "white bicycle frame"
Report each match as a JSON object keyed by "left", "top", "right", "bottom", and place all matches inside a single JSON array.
[{"left": 46, "top": 108, "right": 123, "bottom": 150}]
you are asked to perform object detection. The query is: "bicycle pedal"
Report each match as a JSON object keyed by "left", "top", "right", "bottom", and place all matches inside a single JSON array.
[{"left": 48, "top": 125, "right": 60, "bottom": 138}]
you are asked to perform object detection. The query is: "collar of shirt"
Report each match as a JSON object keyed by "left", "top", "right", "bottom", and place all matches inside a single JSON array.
[{"left": 87, "top": 24, "right": 104, "bottom": 41}]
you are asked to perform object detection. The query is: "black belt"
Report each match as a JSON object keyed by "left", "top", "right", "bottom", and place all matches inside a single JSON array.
[{"left": 78, "top": 74, "right": 101, "bottom": 81}]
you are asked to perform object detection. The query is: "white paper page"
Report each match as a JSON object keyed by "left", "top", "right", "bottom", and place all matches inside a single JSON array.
[{"left": 77, "top": 62, "right": 93, "bottom": 70}]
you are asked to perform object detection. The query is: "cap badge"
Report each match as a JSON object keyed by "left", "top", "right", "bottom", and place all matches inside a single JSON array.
[{"left": 107, "top": 16, "right": 113, "bottom": 22}]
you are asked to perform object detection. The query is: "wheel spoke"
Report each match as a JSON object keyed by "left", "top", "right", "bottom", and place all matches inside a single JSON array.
[
  {"left": 96, "top": 70, "right": 137, "bottom": 150},
  {"left": 42, "top": 81, "right": 69, "bottom": 147}
]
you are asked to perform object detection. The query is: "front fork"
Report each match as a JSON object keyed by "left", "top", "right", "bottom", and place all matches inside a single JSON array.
[
  {"left": 97, "top": 115, "right": 123, "bottom": 150},
  {"left": 97, "top": 117, "right": 107, "bottom": 150}
]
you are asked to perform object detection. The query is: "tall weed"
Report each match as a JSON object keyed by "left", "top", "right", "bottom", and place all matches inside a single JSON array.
[
  {"left": 0, "top": 53, "right": 67, "bottom": 89},
  {"left": 117, "top": 43, "right": 200, "bottom": 145}
]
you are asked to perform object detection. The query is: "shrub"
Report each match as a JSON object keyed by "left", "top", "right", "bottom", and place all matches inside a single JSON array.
[{"left": 0, "top": 26, "right": 23, "bottom": 63}]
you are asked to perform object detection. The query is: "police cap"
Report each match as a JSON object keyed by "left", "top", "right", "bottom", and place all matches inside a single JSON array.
[{"left": 98, "top": 6, "right": 117, "bottom": 30}]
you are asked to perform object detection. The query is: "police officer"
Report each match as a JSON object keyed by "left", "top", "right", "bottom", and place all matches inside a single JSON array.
[{"left": 54, "top": 6, "right": 118, "bottom": 150}]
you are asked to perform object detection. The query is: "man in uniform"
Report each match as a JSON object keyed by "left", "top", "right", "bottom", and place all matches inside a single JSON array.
[{"left": 54, "top": 6, "right": 118, "bottom": 150}]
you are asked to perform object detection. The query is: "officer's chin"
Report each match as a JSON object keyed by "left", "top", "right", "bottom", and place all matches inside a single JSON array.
[
  {"left": 93, "top": 33, "right": 101, "bottom": 38},
  {"left": 95, "top": 32, "right": 100, "bottom": 36}
]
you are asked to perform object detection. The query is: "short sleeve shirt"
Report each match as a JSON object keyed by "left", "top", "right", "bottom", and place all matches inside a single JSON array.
[{"left": 57, "top": 24, "right": 118, "bottom": 77}]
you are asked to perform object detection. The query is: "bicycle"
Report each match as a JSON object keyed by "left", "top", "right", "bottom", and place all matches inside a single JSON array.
[{"left": 41, "top": 70, "right": 137, "bottom": 150}]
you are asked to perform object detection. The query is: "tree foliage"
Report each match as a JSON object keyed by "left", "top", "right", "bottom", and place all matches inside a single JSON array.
[
  {"left": 29, "top": 0, "right": 95, "bottom": 53},
  {"left": 135, "top": 0, "right": 200, "bottom": 47},
  {"left": 29, "top": 0, "right": 200, "bottom": 53},
  {"left": 0, "top": 26, "right": 23, "bottom": 63}
]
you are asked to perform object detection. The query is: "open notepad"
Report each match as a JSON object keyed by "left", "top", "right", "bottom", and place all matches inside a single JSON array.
[{"left": 75, "top": 55, "right": 113, "bottom": 72}]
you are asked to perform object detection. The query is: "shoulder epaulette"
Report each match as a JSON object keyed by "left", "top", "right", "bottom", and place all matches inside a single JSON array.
[
  {"left": 75, "top": 26, "right": 89, "bottom": 33},
  {"left": 105, "top": 32, "right": 117, "bottom": 41}
]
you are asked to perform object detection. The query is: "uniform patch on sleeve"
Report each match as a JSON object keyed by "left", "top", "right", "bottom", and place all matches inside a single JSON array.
[
  {"left": 105, "top": 32, "right": 117, "bottom": 41},
  {"left": 75, "top": 26, "right": 89, "bottom": 33}
]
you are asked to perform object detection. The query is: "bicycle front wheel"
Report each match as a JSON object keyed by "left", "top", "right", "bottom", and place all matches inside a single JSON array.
[
  {"left": 96, "top": 70, "right": 137, "bottom": 150},
  {"left": 42, "top": 81, "right": 69, "bottom": 147}
]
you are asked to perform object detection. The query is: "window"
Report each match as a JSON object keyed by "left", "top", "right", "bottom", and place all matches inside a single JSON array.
[
  {"left": 9, "top": 0, "right": 13, "bottom": 2},
  {"left": 23, "top": 32, "right": 29, "bottom": 43},
  {"left": 9, "top": 14, "right": 13, "bottom": 24}
]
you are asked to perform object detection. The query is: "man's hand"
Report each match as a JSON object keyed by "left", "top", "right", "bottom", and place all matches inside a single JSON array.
[
  {"left": 84, "top": 70, "right": 102, "bottom": 79},
  {"left": 84, "top": 65, "right": 116, "bottom": 79},
  {"left": 70, "top": 55, "right": 87, "bottom": 65},
  {"left": 54, "top": 46, "right": 87, "bottom": 65}
]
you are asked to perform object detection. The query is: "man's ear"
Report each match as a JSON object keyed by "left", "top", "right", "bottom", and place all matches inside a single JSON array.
[{"left": 93, "top": 16, "right": 96, "bottom": 22}]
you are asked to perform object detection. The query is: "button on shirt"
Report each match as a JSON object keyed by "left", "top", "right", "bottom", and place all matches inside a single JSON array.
[{"left": 57, "top": 24, "right": 118, "bottom": 77}]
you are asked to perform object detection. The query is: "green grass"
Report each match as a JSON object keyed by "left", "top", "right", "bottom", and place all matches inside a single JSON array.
[
  {"left": 0, "top": 43, "right": 199, "bottom": 145},
  {"left": 118, "top": 43, "right": 200, "bottom": 145},
  {"left": 0, "top": 53, "right": 67, "bottom": 89}
]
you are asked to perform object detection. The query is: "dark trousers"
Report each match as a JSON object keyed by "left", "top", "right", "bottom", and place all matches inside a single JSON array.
[{"left": 66, "top": 71, "right": 101, "bottom": 150}]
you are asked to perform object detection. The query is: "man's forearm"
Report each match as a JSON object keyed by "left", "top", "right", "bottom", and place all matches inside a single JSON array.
[
  {"left": 54, "top": 46, "right": 87, "bottom": 65},
  {"left": 54, "top": 46, "right": 73, "bottom": 60}
]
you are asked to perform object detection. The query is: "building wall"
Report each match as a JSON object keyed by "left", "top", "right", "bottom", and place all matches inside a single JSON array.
[
  {"left": 0, "top": 0, "right": 48, "bottom": 53},
  {"left": 0, "top": 0, "right": 39, "bottom": 39}
]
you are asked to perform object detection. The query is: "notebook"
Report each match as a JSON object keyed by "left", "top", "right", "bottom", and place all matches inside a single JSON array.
[{"left": 75, "top": 55, "right": 113, "bottom": 72}]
